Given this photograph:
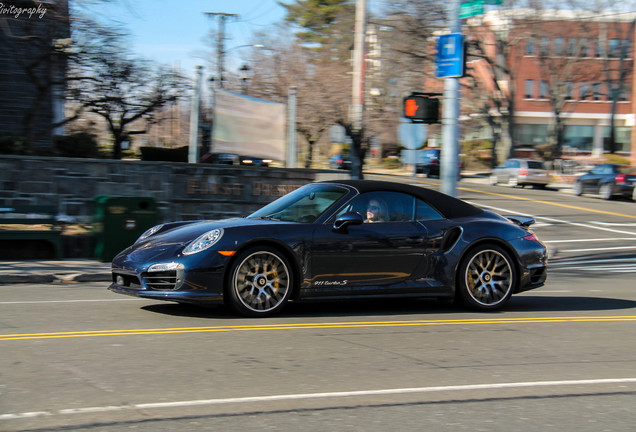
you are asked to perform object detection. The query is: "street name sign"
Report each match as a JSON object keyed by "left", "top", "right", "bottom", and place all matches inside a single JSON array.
[{"left": 435, "top": 33, "right": 465, "bottom": 78}]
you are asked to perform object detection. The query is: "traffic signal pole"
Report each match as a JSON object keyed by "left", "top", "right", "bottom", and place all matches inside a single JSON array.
[{"left": 441, "top": 0, "right": 461, "bottom": 197}]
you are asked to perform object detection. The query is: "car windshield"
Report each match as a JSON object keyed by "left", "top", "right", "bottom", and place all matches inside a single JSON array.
[
  {"left": 527, "top": 161, "right": 547, "bottom": 169},
  {"left": 248, "top": 184, "right": 349, "bottom": 223}
]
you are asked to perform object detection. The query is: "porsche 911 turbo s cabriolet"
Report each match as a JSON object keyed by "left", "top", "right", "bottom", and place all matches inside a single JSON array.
[{"left": 109, "top": 180, "right": 547, "bottom": 316}]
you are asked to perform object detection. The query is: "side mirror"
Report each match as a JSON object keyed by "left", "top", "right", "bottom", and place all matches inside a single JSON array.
[{"left": 333, "top": 211, "right": 364, "bottom": 231}]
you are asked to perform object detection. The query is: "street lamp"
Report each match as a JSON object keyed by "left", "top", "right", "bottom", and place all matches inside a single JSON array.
[{"left": 239, "top": 64, "right": 250, "bottom": 95}]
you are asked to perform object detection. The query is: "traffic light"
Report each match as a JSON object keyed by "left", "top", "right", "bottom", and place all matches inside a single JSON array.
[{"left": 403, "top": 93, "right": 440, "bottom": 124}]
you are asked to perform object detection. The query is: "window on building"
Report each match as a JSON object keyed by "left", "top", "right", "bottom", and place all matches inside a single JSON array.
[
  {"left": 579, "top": 38, "right": 589, "bottom": 57},
  {"left": 604, "top": 126, "right": 632, "bottom": 152},
  {"left": 517, "top": 124, "right": 549, "bottom": 147},
  {"left": 539, "top": 80, "right": 549, "bottom": 98},
  {"left": 609, "top": 39, "right": 620, "bottom": 58},
  {"left": 526, "top": 38, "right": 535, "bottom": 55},
  {"left": 567, "top": 38, "right": 577, "bottom": 56},
  {"left": 579, "top": 82, "right": 589, "bottom": 99},
  {"left": 540, "top": 37, "right": 550, "bottom": 56},
  {"left": 593, "top": 83, "right": 602, "bottom": 100},
  {"left": 595, "top": 39, "right": 604, "bottom": 57},
  {"left": 621, "top": 39, "right": 631, "bottom": 58},
  {"left": 525, "top": 80, "right": 535, "bottom": 98},
  {"left": 554, "top": 38, "right": 564, "bottom": 56},
  {"left": 565, "top": 81, "right": 574, "bottom": 100},
  {"left": 563, "top": 125, "right": 595, "bottom": 151}
]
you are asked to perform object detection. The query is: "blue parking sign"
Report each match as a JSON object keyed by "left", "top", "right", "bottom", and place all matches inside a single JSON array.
[{"left": 436, "top": 34, "right": 465, "bottom": 78}]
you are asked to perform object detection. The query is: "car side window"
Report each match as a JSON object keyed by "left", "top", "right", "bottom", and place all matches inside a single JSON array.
[
  {"left": 415, "top": 199, "right": 443, "bottom": 221},
  {"left": 335, "top": 192, "right": 417, "bottom": 223}
]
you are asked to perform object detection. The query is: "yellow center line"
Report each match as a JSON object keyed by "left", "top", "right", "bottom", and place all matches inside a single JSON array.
[{"left": 2, "top": 316, "right": 636, "bottom": 341}]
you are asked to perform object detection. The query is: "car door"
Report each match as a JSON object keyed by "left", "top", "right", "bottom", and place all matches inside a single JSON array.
[
  {"left": 584, "top": 165, "right": 610, "bottom": 193},
  {"left": 308, "top": 191, "right": 428, "bottom": 296}
]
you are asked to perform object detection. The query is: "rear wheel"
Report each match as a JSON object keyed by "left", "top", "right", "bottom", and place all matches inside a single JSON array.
[
  {"left": 599, "top": 183, "right": 613, "bottom": 200},
  {"left": 456, "top": 244, "right": 517, "bottom": 311},
  {"left": 227, "top": 247, "right": 293, "bottom": 317}
]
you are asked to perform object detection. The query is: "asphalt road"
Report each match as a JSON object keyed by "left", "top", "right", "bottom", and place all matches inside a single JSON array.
[{"left": 2, "top": 176, "right": 636, "bottom": 431}]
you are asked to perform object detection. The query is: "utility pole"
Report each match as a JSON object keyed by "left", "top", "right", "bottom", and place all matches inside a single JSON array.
[
  {"left": 204, "top": 12, "right": 238, "bottom": 89},
  {"left": 188, "top": 66, "right": 203, "bottom": 164},
  {"left": 350, "top": 0, "right": 366, "bottom": 179},
  {"left": 441, "top": 0, "right": 461, "bottom": 197},
  {"left": 287, "top": 86, "right": 297, "bottom": 168}
]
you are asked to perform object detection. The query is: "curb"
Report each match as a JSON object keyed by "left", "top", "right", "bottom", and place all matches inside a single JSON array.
[{"left": 0, "top": 273, "right": 111, "bottom": 285}]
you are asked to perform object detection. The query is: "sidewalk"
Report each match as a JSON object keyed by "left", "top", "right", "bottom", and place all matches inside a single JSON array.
[{"left": 0, "top": 260, "right": 112, "bottom": 284}]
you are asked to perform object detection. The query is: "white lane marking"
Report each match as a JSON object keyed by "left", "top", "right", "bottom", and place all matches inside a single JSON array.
[
  {"left": 592, "top": 221, "right": 636, "bottom": 227},
  {"left": 0, "top": 299, "right": 144, "bottom": 305},
  {"left": 545, "top": 238, "right": 636, "bottom": 244},
  {"left": 537, "top": 290, "right": 573, "bottom": 293},
  {"left": 470, "top": 202, "right": 636, "bottom": 237},
  {"left": 3, "top": 378, "right": 636, "bottom": 420},
  {"left": 553, "top": 265, "right": 636, "bottom": 271},
  {"left": 549, "top": 258, "right": 636, "bottom": 266},
  {"left": 560, "top": 246, "right": 636, "bottom": 253}
]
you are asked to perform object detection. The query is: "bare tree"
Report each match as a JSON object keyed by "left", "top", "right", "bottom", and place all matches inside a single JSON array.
[
  {"left": 248, "top": 33, "right": 350, "bottom": 168},
  {"left": 68, "top": 18, "right": 186, "bottom": 159}
]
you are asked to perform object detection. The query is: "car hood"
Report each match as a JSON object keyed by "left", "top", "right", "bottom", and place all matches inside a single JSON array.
[
  {"left": 113, "top": 218, "right": 295, "bottom": 266},
  {"left": 143, "top": 218, "right": 293, "bottom": 247}
]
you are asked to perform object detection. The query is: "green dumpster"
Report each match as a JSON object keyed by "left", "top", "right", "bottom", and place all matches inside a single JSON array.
[{"left": 93, "top": 196, "right": 159, "bottom": 261}]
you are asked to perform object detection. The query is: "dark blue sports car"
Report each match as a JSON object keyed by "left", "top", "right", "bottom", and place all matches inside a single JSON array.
[{"left": 109, "top": 180, "right": 547, "bottom": 316}]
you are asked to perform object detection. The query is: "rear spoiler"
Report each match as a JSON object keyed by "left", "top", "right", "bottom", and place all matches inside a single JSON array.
[{"left": 504, "top": 215, "right": 535, "bottom": 229}]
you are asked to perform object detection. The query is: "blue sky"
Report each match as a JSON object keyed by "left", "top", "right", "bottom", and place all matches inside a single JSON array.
[{"left": 84, "top": 0, "right": 288, "bottom": 75}]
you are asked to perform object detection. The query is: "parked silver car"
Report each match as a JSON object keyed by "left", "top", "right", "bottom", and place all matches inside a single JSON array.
[{"left": 490, "top": 159, "right": 551, "bottom": 188}]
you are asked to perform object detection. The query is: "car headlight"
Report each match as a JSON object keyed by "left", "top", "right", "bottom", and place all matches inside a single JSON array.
[
  {"left": 137, "top": 224, "right": 163, "bottom": 243},
  {"left": 182, "top": 228, "right": 224, "bottom": 255}
]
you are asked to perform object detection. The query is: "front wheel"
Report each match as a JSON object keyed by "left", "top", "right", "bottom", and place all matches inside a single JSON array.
[
  {"left": 456, "top": 244, "right": 517, "bottom": 311},
  {"left": 227, "top": 247, "right": 293, "bottom": 317},
  {"left": 573, "top": 181, "right": 583, "bottom": 196}
]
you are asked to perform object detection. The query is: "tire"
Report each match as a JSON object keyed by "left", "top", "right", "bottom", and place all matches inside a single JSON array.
[
  {"left": 227, "top": 247, "right": 293, "bottom": 317},
  {"left": 456, "top": 244, "right": 517, "bottom": 311},
  {"left": 599, "top": 183, "right": 613, "bottom": 200},
  {"left": 573, "top": 181, "right": 583, "bottom": 196}
]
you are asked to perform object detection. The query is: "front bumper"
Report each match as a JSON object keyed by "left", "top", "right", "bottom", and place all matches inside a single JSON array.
[{"left": 109, "top": 249, "right": 228, "bottom": 305}]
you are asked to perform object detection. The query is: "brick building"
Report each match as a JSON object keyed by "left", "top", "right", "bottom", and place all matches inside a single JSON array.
[
  {"left": 0, "top": 0, "right": 70, "bottom": 149},
  {"left": 473, "top": 9, "right": 636, "bottom": 165}
]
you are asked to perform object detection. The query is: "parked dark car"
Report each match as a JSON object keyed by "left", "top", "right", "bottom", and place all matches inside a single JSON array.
[
  {"left": 573, "top": 164, "right": 636, "bottom": 200},
  {"left": 109, "top": 180, "right": 548, "bottom": 317},
  {"left": 329, "top": 154, "right": 352, "bottom": 170},
  {"left": 239, "top": 156, "right": 271, "bottom": 167},
  {"left": 200, "top": 153, "right": 240, "bottom": 165},
  {"left": 415, "top": 148, "right": 441, "bottom": 177},
  {"left": 490, "top": 159, "right": 551, "bottom": 188}
]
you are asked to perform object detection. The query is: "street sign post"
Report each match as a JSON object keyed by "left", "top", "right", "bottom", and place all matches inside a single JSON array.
[{"left": 436, "top": 33, "right": 465, "bottom": 78}]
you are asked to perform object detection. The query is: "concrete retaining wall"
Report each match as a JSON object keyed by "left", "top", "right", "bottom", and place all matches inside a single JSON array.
[
  {"left": 0, "top": 155, "right": 348, "bottom": 223},
  {"left": 0, "top": 155, "right": 349, "bottom": 258}
]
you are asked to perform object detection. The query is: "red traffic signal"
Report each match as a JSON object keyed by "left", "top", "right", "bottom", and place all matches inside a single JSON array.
[{"left": 403, "top": 94, "right": 440, "bottom": 124}]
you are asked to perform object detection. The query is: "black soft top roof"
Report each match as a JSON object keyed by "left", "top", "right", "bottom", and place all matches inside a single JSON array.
[{"left": 322, "top": 179, "right": 483, "bottom": 220}]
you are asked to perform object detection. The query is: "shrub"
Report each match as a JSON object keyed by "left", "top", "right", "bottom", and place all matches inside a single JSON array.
[{"left": 54, "top": 132, "right": 102, "bottom": 158}]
